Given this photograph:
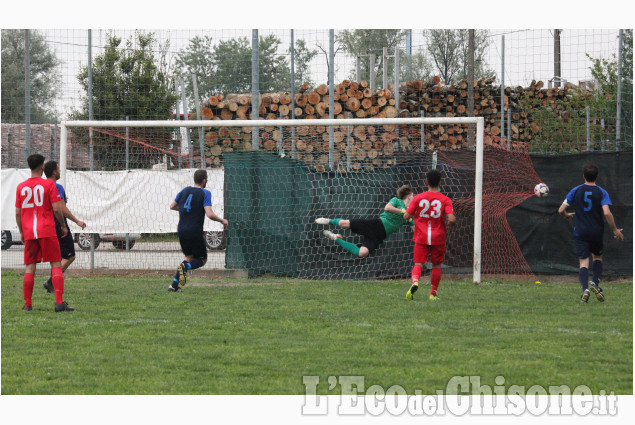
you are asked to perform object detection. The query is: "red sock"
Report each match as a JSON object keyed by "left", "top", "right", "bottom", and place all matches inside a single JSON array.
[
  {"left": 23, "top": 272, "right": 35, "bottom": 307},
  {"left": 411, "top": 264, "right": 422, "bottom": 284},
  {"left": 431, "top": 267, "right": 441, "bottom": 296},
  {"left": 52, "top": 267, "right": 64, "bottom": 304}
]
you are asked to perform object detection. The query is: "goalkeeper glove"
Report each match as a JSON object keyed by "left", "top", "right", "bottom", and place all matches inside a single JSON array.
[{"left": 401, "top": 208, "right": 407, "bottom": 214}]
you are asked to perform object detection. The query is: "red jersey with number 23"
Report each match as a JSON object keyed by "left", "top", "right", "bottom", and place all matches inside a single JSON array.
[
  {"left": 15, "top": 177, "right": 62, "bottom": 241},
  {"left": 406, "top": 191, "right": 454, "bottom": 246}
]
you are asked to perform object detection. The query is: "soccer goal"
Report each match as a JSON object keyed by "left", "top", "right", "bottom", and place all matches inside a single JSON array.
[{"left": 59, "top": 116, "right": 540, "bottom": 283}]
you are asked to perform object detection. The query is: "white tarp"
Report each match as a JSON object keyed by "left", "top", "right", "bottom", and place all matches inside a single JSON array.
[{"left": 1, "top": 168, "right": 224, "bottom": 233}]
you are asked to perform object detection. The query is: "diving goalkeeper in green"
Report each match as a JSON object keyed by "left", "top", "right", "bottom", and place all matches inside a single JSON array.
[{"left": 315, "top": 185, "right": 414, "bottom": 258}]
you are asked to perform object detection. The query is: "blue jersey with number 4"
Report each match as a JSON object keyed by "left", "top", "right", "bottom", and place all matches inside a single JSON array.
[
  {"left": 175, "top": 186, "right": 212, "bottom": 234},
  {"left": 564, "top": 184, "right": 611, "bottom": 241}
]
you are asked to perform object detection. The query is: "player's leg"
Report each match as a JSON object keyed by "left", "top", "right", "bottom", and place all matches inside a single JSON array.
[
  {"left": 44, "top": 233, "right": 74, "bottom": 293},
  {"left": 589, "top": 242, "right": 605, "bottom": 301},
  {"left": 42, "top": 236, "right": 73, "bottom": 311},
  {"left": 429, "top": 245, "right": 446, "bottom": 300},
  {"left": 407, "top": 243, "right": 429, "bottom": 300},
  {"left": 574, "top": 239, "right": 591, "bottom": 302},
  {"left": 23, "top": 239, "right": 41, "bottom": 310},
  {"left": 314, "top": 217, "right": 350, "bottom": 229}
]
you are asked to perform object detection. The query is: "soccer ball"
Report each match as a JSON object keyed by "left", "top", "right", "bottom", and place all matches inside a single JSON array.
[{"left": 534, "top": 183, "right": 549, "bottom": 198}]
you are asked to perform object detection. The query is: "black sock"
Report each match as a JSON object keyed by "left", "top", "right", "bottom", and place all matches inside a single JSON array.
[
  {"left": 579, "top": 267, "right": 589, "bottom": 291},
  {"left": 592, "top": 260, "right": 603, "bottom": 286},
  {"left": 187, "top": 258, "right": 204, "bottom": 270}
]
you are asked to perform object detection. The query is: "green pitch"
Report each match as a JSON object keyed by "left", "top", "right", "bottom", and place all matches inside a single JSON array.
[{"left": 1, "top": 271, "right": 632, "bottom": 394}]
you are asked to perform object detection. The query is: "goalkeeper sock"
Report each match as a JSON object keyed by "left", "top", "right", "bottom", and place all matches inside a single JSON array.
[
  {"left": 430, "top": 267, "right": 441, "bottom": 296},
  {"left": 329, "top": 218, "right": 343, "bottom": 227},
  {"left": 411, "top": 264, "right": 422, "bottom": 284},
  {"left": 335, "top": 238, "right": 360, "bottom": 257},
  {"left": 592, "top": 260, "right": 603, "bottom": 285},
  {"left": 579, "top": 267, "right": 589, "bottom": 291},
  {"left": 186, "top": 258, "right": 204, "bottom": 271},
  {"left": 23, "top": 272, "right": 35, "bottom": 307}
]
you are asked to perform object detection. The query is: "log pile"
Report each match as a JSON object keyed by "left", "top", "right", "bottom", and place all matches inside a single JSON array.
[{"left": 199, "top": 77, "right": 575, "bottom": 168}]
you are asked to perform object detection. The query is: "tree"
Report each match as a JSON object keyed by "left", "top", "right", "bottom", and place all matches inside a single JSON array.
[
  {"left": 74, "top": 31, "right": 176, "bottom": 120},
  {"left": 587, "top": 29, "right": 633, "bottom": 148},
  {"left": 72, "top": 31, "right": 178, "bottom": 169},
  {"left": 292, "top": 39, "right": 318, "bottom": 91},
  {"left": 424, "top": 29, "right": 493, "bottom": 84},
  {"left": 336, "top": 29, "right": 407, "bottom": 85},
  {"left": 174, "top": 35, "right": 215, "bottom": 108},
  {"left": 1, "top": 29, "right": 61, "bottom": 123},
  {"left": 400, "top": 50, "right": 434, "bottom": 82},
  {"left": 209, "top": 34, "right": 290, "bottom": 95}
]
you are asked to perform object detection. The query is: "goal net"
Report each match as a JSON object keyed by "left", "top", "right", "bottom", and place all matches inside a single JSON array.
[{"left": 52, "top": 117, "right": 541, "bottom": 282}]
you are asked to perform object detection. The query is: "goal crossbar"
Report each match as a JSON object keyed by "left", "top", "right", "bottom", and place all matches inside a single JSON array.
[{"left": 60, "top": 117, "right": 485, "bottom": 283}]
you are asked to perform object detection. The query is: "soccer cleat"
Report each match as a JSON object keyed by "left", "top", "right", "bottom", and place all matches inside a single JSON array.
[
  {"left": 322, "top": 230, "right": 342, "bottom": 241},
  {"left": 429, "top": 294, "right": 439, "bottom": 301},
  {"left": 168, "top": 285, "right": 182, "bottom": 292},
  {"left": 406, "top": 282, "right": 419, "bottom": 300},
  {"left": 43, "top": 279, "right": 54, "bottom": 294},
  {"left": 23, "top": 305, "right": 32, "bottom": 311},
  {"left": 55, "top": 301, "right": 75, "bottom": 312},
  {"left": 589, "top": 282, "right": 605, "bottom": 302},
  {"left": 314, "top": 217, "right": 331, "bottom": 225},
  {"left": 580, "top": 289, "right": 590, "bottom": 303},
  {"left": 177, "top": 261, "right": 188, "bottom": 286}
]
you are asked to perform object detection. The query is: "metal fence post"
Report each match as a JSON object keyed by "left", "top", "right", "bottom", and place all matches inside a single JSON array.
[
  {"left": 24, "top": 30, "right": 31, "bottom": 158},
  {"left": 290, "top": 29, "right": 296, "bottom": 159},
  {"left": 507, "top": 107, "right": 511, "bottom": 151},
  {"left": 328, "top": 29, "right": 335, "bottom": 170},
  {"left": 356, "top": 56, "right": 361, "bottom": 82},
  {"left": 88, "top": 29, "right": 94, "bottom": 172},
  {"left": 174, "top": 75, "right": 182, "bottom": 168},
  {"left": 53, "top": 116, "right": 58, "bottom": 161},
  {"left": 251, "top": 29, "right": 259, "bottom": 151},
  {"left": 346, "top": 112, "right": 352, "bottom": 172},
  {"left": 192, "top": 73, "right": 205, "bottom": 168},
  {"left": 586, "top": 106, "right": 591, "bottom": 152},
  {"left": 125, "top": 116, "right": 130, "bottom": 170},
  {"left": 616, "top": 29, "right": 623, "bottom": 151},
  {"left": 394, "top": 46, "right": 400, "bottom": 111},
  {"left": 370, "top": 54, "right": 376, "bottom": 91},
  {"left": 180, "top": 76, "right": 193, "bottom": 168},
  {"left": 500, "top": 34, "right": 505, "bottom": 142},
  {"left": 382, "top": 47, "right": 388, "bottom": 89},
  {"left": 420, "top": 110, "right": 425, "bottom": 152}
]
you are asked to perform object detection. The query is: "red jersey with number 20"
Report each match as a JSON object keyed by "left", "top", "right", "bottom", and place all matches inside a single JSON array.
[
  {"left": 406, "top": 191, "right": 454, "bottom": 246},
  {"left": 15, "top": 177, "right": 62, "bottom": 241}
]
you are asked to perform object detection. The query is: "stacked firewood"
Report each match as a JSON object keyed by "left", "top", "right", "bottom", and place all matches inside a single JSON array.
[{"left": 199, "top": 77, "right": 575, "bottom": 168}]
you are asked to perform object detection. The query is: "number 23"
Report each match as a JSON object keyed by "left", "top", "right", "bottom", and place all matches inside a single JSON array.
[{"left": 419, "top": 199, "right": 442, "bottom": 218}]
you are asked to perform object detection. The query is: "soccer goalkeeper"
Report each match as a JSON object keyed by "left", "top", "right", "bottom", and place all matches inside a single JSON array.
[{"left": 315, "top": 184, "right": 414, "bottom": 258}]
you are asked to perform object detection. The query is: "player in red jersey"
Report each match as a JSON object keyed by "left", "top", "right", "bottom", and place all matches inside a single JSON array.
[
  {"left": 403, "top": 169, "right": 456, "bottom": 301},
  {"left": 15, "top": 154, "right": 74, "bottom": 312}
]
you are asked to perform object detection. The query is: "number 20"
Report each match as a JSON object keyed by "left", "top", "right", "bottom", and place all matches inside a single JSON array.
[
  {"left": 419, "top": 199, "right": 442, "bottom": 218},
  {"left": 21, "top": 185, "right": 44, "bottom": 208}
]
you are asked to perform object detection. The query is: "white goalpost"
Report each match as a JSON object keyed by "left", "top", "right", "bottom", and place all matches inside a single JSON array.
[{"left": 59, "top": 117, "right": 485, "bottom": 283}]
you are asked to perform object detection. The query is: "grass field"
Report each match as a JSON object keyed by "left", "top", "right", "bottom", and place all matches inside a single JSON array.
[{"left": 1, "top": 270, "right": 632, "bottom": 395}]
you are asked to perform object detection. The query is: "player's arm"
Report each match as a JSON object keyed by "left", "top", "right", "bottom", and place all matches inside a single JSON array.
[
  {"left": 15, "top": 207, "right": 24, "bottom": 244},
  {"left": 52, "top": 200, "right": 68, "bottom": 238},
  {"left": 61, "top": 203, "right": 86, "bottom": 229},
  {"left": 204, "top": 206, "right": 228, "bottom": 227},
  {"left": 602, "top": 205, "right": 624, "bottom": 241},
  {"left": 446, "top": 213, "right": 457, "bottom": 228},
  {"left": 170, "top": 200, "right": 179, "bottom": 211},
  {"left": 384, "top": 200, "right": 406, "bottom": 215},
  {"left": 558, "top": 202, "right": 574, "bottom": 220}
]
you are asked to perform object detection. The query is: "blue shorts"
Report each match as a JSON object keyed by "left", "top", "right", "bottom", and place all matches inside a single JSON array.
[{"left": 574, "top": 238, "right": 603, "bottom": 259}]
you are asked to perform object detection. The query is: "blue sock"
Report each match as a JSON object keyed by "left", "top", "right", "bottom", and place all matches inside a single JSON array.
[
  {"left": 592, "top": 260, "right": 603, "bottom": 285},
  {"left": 329, "top": 218, "right": 343, "bottom": 227},
  {"left": 187, "top": 258, "right": 204, "bottom": 270},
  {"left": 579, "top": 267, "right": 589, "bottom": 291}
]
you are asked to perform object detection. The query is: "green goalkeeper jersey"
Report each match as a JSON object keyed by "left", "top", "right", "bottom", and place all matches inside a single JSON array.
[{"left": 379, "top": 197, "right": 413, "bottom": 236}]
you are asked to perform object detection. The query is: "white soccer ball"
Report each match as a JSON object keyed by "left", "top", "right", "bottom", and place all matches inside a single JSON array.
[{"left": 534, "top": 182, "right": 549, "bottom": 198}]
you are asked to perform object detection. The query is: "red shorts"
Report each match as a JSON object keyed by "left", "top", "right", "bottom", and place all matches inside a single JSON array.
[
  {"left": 24, "top": 236, "right": 61, "bottom": 265},
  {"left": 413, "top": 243, "right": 446, "bottom": 265}
]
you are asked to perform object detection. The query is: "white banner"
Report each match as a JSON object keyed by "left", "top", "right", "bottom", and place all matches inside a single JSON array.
[{"left": 1, "top": 168, "right": 224, "bottom": 233}]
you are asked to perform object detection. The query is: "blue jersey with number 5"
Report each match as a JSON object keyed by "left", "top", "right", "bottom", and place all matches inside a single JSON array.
[
  {"left": 564, "top": 184, "right": 611, "bottom": 241},
  {"left": 175, "top": 186, "right": 212, "bottom": 235}
]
